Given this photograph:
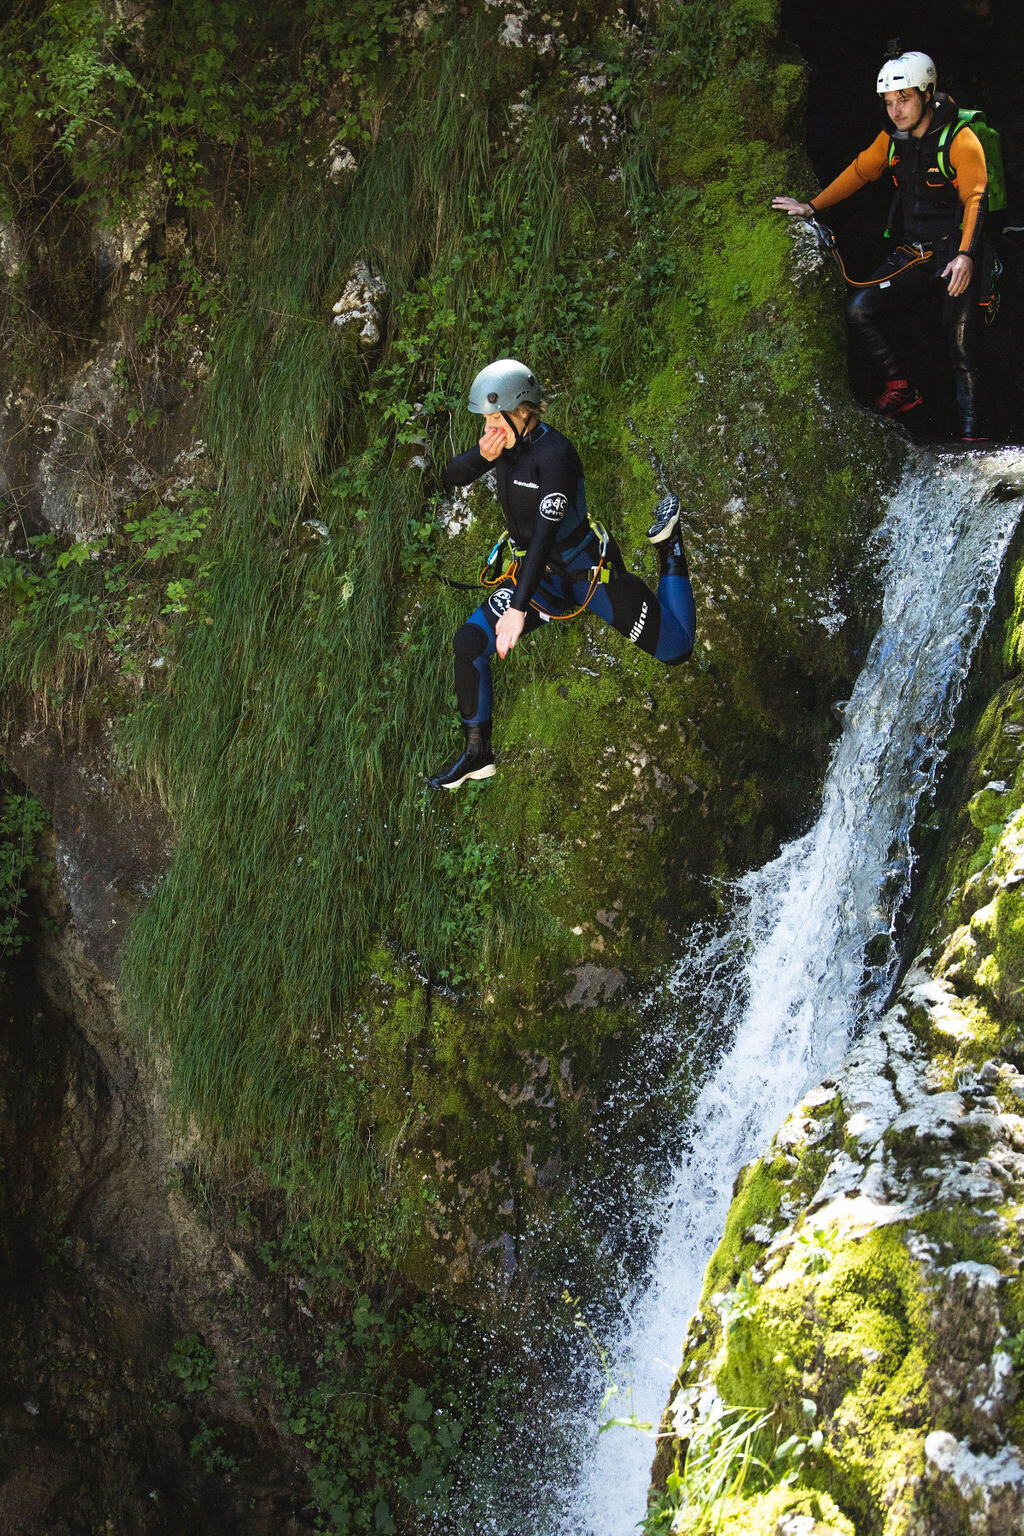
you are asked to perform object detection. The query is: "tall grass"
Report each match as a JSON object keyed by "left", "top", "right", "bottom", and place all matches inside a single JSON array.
[
  {"left": 107, "top": 7, "right": 700, "bottom": 1243},
  {"left": 116, "top": 14, "right": 616, "bottom": 1238},
  {"left": 0, "top": 2, "right": 702, "bottom": 1244}
]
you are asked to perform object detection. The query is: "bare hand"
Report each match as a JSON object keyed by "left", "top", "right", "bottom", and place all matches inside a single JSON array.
[
  {"left": 478, "top": 424, "right": 511, "bottom": 462},
  {"left": 495, "top": 607, "right": 525, "bottom": 659},
  {"left": 942, "top": 252, "right": 973, "bottom": 298},
  {"left": 772, "top": 195, "right": 816, "bottom": 218}
]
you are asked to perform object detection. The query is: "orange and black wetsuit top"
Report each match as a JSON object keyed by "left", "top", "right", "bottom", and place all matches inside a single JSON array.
[{"left": 809, "top": 93, "right": 987, "bottom": 260}]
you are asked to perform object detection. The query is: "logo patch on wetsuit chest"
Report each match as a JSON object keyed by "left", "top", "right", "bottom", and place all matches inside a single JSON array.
[
  {"left": 513, "top": 479, "right": 540, "bottom": 489},
  {"left": 539, "top": 492, "right": 568, "bottom": 522}
]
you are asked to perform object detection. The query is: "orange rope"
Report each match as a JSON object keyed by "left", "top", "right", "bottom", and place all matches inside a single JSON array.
[
  {"left": 484, "top": 557, "right": 607, "bottom": 621},
  {"left": 531, "top": 558, "right": 606, "bottom": 621},
  {"left": 828, "top": 241, "right": 933, "bottom": 288}
]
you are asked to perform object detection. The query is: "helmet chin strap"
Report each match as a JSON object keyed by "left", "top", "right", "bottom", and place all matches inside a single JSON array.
[
  {"left": 907, "top": 97, "right": 931, "bottom": 133},
  {"left": 891, "top": 88, "right": 933, "bottom": 138},
  {"left": 500, "top": 408, "right": 536, "bottom": 446}
]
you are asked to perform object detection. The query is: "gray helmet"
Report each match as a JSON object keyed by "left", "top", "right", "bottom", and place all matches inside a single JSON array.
[{"left": 468, "top": 358, "right": 542, "bottom": 414}]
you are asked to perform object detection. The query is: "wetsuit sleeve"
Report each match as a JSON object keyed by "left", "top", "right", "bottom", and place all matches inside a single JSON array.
[
  {"left": 810, "top": 132, "right": 890, "bottom": 212},
  {"left": 949, "top": 127, "right": 987, "bottom": 259},
  {"left": 442, "top": 445, "right": 490, "bottom": 487},
  {"left": 511, "top": 451, "right": 576, "bottom": 613}
]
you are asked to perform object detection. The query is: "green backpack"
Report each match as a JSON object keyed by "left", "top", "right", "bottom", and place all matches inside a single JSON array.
[
  {"left": 941, "top": 108, "right": 1007, "bottom": 212},
  {"left": 888, "top": 107, "right": 1008, "bottom": 212}
]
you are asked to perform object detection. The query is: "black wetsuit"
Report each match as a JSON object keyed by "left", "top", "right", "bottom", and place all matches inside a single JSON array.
[
  {"left": 442, "top": 423, "right": 696, "bottom": 725},
  {"left": 832, "top": 96, "right": 988, "bottom": 419}
]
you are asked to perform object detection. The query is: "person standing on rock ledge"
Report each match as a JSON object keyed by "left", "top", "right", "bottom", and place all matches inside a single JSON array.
[
  {"left": 773, "top": 49, "right": 989, "bottom": 442},
  {"left": 427, "top": 358, "right": 696, "bottom": 790}
]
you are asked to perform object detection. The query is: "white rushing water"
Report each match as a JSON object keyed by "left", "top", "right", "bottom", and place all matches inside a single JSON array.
[{"left": 557, "top": 447, "right": 1024, "bottom": 1536}]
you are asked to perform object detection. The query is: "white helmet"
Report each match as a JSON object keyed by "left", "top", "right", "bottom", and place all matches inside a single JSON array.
[
  {"left": 467, "top": 358, "right": 542, "bottom": 414},
  {"left": 877, "top": 51, "right": 937, "bottom": 97}
]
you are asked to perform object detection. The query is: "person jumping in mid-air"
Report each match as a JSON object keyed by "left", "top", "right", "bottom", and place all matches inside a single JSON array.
[{"left": 428, "top": 358, "right": 696, "bottom": 789}]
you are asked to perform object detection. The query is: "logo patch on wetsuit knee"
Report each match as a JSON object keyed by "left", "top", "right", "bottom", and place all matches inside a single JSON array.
[
  {"left": 629, "top": 602, "right": 649, "bottom": 642},
  {"left": 488, "top": 586, "right": 514, "bottom": 617},
  {"left": 539, "top": 493, "right": 568, "bottom": 522}
]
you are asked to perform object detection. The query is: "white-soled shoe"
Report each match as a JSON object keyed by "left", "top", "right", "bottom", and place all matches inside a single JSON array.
[{"left": 647, "top": 492, "right": 680, "bottom": 544}]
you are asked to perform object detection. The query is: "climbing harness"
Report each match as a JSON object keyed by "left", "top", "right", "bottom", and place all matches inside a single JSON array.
[
  {"left": 808, "top": 213, "right": 1003, "bottom": 320},
  {"left": 807, "top": 215, "right": 932, "bottom": 288},
  {"left": 477, "top": 521, "right": 613, "bottom": 620}
]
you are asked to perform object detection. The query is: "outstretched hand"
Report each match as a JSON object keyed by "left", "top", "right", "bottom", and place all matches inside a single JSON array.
[
  {"left": 495, "top": 608, "right": 525, "bottom": 659},
  {"left": 772, "top": 195, "right": 816, "bottom": 218},
  {"left": 942, "top": 252, "right": 974, "bottom": 297}
]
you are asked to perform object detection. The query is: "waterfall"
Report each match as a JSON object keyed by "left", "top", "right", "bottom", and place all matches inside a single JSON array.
[{"left": 555, "top": 446, "right": 1024, "bottom": 1536}]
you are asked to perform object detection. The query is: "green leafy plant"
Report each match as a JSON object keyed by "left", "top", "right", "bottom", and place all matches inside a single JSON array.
[
  {"left": 189, "top": 1421, "right": 240, "bottom": 1475},
  {"left": 0, "top": 788, "right": 49, "bottom": 956},
  {"left": 797, "top": 1224, "right": 838, "bottom": 1275},
  {"left": 686, "top": 288, "right": 710, "bottom": 321},
  {"left": 1, "top": 489, "right": 214, "bottom": 682},
  {"left": 716, "top": 1269, "right": 760, "bottom": 1337},
  {"left": 167, "top": 1333, "right": 217, "bottom": 1393},
  {"left": 643, "top": 1405, "right": 773, "bottom": 1534},
  {"left": 772, "top": 1397, "right": 825, "bottom": 1486}
]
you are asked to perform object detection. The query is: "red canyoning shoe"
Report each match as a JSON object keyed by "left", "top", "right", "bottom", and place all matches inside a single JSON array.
[{"left": 873, "top": 378, "right": 923, "bottom": 417}]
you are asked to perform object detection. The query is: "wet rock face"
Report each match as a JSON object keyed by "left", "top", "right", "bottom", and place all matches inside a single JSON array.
[
  {"left": 650, "top": 972, "right": 1024, "bottom": 1535},
  {"left": 4, "top": 722, "right": 171, "bottom": 978},
  {"left": 0, "top": 934, "right": 174, "bottom": 1533},
  {"left": 0, "top": 899, "right": 312, "bottom": 1535}
]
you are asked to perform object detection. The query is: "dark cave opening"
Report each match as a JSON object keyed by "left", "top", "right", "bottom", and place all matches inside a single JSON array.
[{"left": 780, "top": 0, "right": 1024, "bottom": 443}]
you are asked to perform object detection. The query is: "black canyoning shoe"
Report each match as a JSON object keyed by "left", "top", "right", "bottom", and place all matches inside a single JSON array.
[
  {"left": 955, "top": 369, "right": 988, "bottom": 444},
  {"left": 428, "top": 722, "right": 496, "bottom": 790},
  {"left": 647, "top": 492, "right": 681, "bottom": 545}
]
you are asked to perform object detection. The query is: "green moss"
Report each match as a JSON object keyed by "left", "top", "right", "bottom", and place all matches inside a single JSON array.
[
  {"left": 709, "top": 1230, "right": 931, "bottom": 1527},
  {"left": 703, "top": 1485, "right": 856, "bottom": 1536},
  {"left": 913, "top": 1207, "right": 1003, "bottom": 1268},
  {"left": 700, "top": 1162, "right": 785, "bottom": 1304}
]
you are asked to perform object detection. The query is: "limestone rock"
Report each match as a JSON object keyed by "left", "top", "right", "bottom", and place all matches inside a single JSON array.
[{"left": 331, "top": 260, "right": 386, "bottom": 347}]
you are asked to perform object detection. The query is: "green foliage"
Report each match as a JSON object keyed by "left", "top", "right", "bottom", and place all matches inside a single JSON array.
[
  {"left": 17, "top": 0, "right": 142, "bottom": 155},
  {"left": 716, "top": 1269, "right": 761, "bottom": 1339},
  {"left": 770, "top": 1398, "right": 825, "bottom": 1485},
  {"left": 167, "top": 1332, "right": 217, "bottom": 1393},
  {"left": 642, "top": 1406, "right": 774, "bottom": 1535},
  {"left": 0, "top": 784, "right": 49, "bottom": 955},
  {"left": 189, "top": 1421, "right": 240, "bottom": 1475},
  {"left": 0, "top": 490, "right": 213, "bottom": 687},
  {"left": 1007, "top": 1329, "right": 1024, "bottom": 1369},
  {"left": 135, "top": 247, "right": 223, "bottom": 360},
  {"left": 245, "top": 1223, "right": 523, "bottom": 1533},
  {"left": 0, "top": 0, "right": 410, "bottom": 210},
  {"left": 112, "top": 5, "right": 695, "bottom": 1252},
  {"left": 797, "top": 1225, "right": 838, "bottom": 1275}
]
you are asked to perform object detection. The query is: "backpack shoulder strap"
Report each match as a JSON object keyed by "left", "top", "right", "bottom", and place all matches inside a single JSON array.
[{"left": 936, "top": 109, "right": 982, "bottom": 180}]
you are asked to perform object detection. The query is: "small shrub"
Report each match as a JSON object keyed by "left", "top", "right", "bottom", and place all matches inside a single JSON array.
[{"left": 167, "top": 1333, "right": 217, "bottom": 1393}]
